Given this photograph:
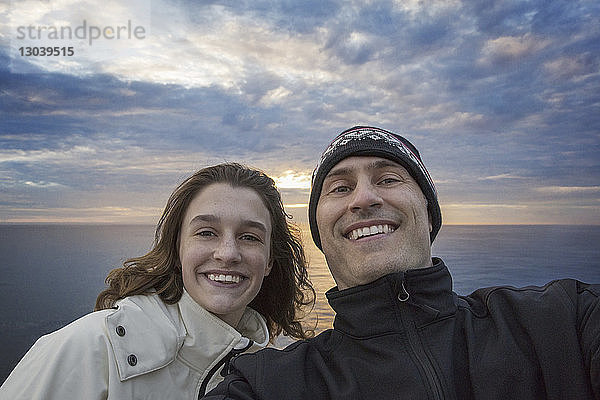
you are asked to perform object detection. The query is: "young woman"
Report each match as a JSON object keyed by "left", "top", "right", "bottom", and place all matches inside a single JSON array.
[{"left": 0, "top": 163, "right": 315, "bottom": 399}]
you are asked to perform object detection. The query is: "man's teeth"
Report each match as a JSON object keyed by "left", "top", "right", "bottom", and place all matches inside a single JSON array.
[
  {"left": 207, "top": 274, "right": 242, "bottom": 284},
  {"left": 348, "top": 224, "right": 395, "bottom": 240}
]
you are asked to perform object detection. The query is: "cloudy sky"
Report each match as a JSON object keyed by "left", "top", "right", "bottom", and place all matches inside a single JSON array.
[{"left": 1, "top": 0, "right": 599, "bottom": 226}]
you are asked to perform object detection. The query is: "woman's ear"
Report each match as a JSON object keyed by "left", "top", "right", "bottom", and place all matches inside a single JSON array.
[{"left": 265, "top": 259, "right": 274, "bottom": 276}]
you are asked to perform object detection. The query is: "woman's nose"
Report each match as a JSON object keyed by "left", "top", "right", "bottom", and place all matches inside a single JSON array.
[{"left": 213, "top": 236, "right": 242, "bottom": 264}]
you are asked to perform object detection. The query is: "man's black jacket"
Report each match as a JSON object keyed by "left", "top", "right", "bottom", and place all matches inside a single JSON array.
[{"left": 205, "top": 258, "right": 600, "bottom": 399}]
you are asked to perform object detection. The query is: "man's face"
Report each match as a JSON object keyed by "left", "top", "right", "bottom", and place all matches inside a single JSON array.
[{"left": 316, "top": 156, "right": 433, "bottom": 290}]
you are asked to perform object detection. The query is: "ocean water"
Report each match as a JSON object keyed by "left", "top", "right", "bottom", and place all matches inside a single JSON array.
[{"left": 1, "top": 224, "right": 599, "bottom": 382}]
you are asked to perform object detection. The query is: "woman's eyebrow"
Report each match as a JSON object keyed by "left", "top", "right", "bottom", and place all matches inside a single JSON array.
[
  {"left": 188, "top": 214, "right": 267, "bottom": 233},
  {"left": 242, "top": 220, "right": 267, "bottom": 234},
  {"left": 189, "top": 214, "right": 217, "bottom": 226}
]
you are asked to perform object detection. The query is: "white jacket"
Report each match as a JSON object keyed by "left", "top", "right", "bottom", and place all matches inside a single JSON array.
[{"left": 0, "top": 290, "right": 270, "bottom": 399}]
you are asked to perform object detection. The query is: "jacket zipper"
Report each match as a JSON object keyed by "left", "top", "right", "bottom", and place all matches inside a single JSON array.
[
  {"left": 198, "top": 340, "right": 254, "bottom": 398},
  {"left": 397, "top": 280, "right": 446, "bottom": 400}
]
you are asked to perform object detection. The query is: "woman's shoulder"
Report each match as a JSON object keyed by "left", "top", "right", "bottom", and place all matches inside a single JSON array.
[
  {"left": 33, "top": 293, "right": 185, "bottom": 378},
  {"left": 33, "top": 307, "right": 114, "bottom": 349},
  {"left": 29, "top": 293, "right": 182, "bottom": 349},
  {"left": 0, "top": 309, "right": 115, "bottom": 398}
]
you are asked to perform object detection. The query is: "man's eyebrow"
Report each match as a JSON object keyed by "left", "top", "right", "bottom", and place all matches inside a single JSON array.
[
  {"left": 368, "top": 159, "right": 401, "bottom": 170},
  {"left": 325, "top": 159, "right": 403, "bottom": 180},
  {"left": 324, "top": 166, "right": 354, "bottom": 180}
]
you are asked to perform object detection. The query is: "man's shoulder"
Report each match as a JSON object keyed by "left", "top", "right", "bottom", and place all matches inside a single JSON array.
[
  {"left": 458, "top": 278, "right": 600, "bottom": 316},
  {"left": 468, "top": 278, "right": 598, "bottom": 299},
  {"left": 223, "top": 330, "right": 337, "bottom": 397},
  {"left": 234, "top": 329, "right": 336, "bottom": 369}
]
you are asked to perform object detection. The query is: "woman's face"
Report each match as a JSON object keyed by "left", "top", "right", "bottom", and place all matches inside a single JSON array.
[{"left": 178, "top": 183, "right": 272, "bottom": 327}]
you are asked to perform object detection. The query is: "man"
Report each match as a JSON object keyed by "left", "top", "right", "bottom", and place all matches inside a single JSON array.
[{"left": 205, "top": 126, "right": 600, "bottom": 399}]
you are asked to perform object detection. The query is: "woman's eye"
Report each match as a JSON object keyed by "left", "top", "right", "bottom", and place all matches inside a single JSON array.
[
  {"left": 196, "top": 230, "right": 215, "bottom": 237},
  {"left": 241, "top": 234, "right": 261, "bottom": 242}
]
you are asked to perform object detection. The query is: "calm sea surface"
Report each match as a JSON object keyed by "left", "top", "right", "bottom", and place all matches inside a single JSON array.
[{"left": 1, "top": 224, "right": 599, "bottom": 382}]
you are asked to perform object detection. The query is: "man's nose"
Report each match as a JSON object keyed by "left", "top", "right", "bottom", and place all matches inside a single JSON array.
[
  {"left": 213, "top": 236, "right": 242, "bottom": 263},
  {"left": 348, "top": 181, "right": 383, "bottom": 212}
]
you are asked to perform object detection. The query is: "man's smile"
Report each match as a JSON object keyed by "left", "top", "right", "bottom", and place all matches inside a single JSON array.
[{"left": 345, "top": 223, "right": 397, "bottom": 240}]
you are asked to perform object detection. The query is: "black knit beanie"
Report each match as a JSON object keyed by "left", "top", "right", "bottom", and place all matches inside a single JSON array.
[{"left": 308, "top": 126, "right": 442, "bottom": 250}]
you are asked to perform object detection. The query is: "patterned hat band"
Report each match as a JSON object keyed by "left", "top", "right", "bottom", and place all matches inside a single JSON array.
[{"left": 308, "top": 126, "right": 442, "bottom": 250}]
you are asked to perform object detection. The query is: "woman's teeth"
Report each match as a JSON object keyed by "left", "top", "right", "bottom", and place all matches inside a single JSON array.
[
  {"left": 207, "top": 273, "right": 242, "bottom": 284},
  {"left": 348, "top": 224, "right": 395, "bottom": 240}
]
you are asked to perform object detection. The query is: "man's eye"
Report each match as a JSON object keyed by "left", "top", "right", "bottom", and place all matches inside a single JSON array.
[
  {"left": 379, "top": 177, "right": 400, "bottom": 185},
  {"left": 331, "top": 185, "right": 351, "bottom": 193}
]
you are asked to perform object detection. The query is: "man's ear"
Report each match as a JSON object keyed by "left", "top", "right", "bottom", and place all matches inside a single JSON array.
[{"left": 428, "top": 211, "right": 433, "bottom": 233}]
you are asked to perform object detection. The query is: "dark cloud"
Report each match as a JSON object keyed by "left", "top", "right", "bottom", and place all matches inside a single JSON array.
[{"left": 2, "top": 51, "right": 296, "bottom": 155}]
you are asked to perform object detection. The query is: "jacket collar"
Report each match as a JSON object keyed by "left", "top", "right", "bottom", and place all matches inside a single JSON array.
[
  {"left": 107, "top": 293, "right": 185, "bottom": 381},
  {"left": 177, "top": 290, "right": 270, "bottom": 373},
  {"left": 106, "top": 291, "right": 269, "bottom": 381},
  {"left": 326, "top": 258, "right": 457, "bottom": 337}
]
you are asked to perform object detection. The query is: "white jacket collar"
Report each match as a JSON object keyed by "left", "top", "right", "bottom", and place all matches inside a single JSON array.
[
  {"left": 177, "top": 289, "right": 270, "bottom": 372},
  {"left": 105, "top": 291, "right": 269, "bottom": 382},
  {"left": 106, "top": 294, "right": 186, "bottom": 381}
]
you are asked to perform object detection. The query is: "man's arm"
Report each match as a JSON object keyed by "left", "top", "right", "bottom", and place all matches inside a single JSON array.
[
  {"left": 203, "top": 373, "right": 258, "bottom": 400},
  {"left": 573, "top": 281, "right": 600, "bottom": 398}
]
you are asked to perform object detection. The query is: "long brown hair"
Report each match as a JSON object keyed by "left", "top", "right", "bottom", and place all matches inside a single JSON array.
[{"left": 95, "top": 163, "right": 315, "bottom": 340}]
